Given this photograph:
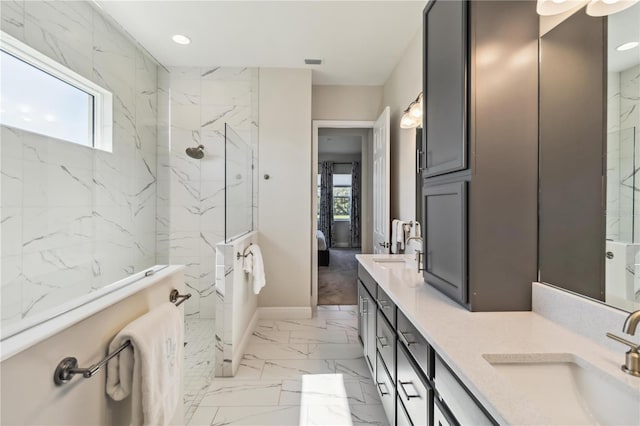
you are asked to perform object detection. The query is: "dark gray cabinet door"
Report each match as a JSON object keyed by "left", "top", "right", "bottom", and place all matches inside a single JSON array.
[
  {"left": 423, "top": 0, "right": 468, "bottom": 177},
  {"left": 424, "top": 181, "right": 467, "bottom": 304}
]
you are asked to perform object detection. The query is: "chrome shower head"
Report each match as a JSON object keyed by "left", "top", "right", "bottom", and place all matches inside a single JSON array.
[{"left": 185, "top": 144, "right": 205, "bottom": 159}]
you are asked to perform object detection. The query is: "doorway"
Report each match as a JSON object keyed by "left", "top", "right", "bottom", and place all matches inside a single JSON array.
[{"left": 312, "top": 121, "right": 375, "bottom": 306}]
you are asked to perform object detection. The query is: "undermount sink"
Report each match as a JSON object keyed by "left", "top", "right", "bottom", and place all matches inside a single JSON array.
[
  {"left": 483, "top": 353, "right": 640, "bottom": 425},
  {"left": 372, "top": 257, "right": 415, "bottom": 271},
  {"left": 372, "top": 257, "right": 406, "bottom": 263}
]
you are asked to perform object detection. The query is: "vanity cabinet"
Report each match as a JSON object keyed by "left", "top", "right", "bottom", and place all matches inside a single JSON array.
[
  {"left": 358, "top": 281, "right": 376, "bottom": 376},
  {"left": 358, "top": 266, "right": 498, "bottom": 426},
  {"left": 434, "top": 356, "right": 494, "bottom": 425},
  {"left": 421, "top": 0, "right": 539, "bottom": 311}
]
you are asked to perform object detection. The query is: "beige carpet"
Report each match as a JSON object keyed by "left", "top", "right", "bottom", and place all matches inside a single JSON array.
[{"left": 318, "top": 248, "right": 359, "bottom": 305}]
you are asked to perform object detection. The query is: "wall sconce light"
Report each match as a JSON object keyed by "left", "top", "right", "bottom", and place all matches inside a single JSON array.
[
  {"left": 400, "top": 93, "right": 423, "bottom": 129},
  {"left": 536, "top": 0, "right": 638, "bottom": 16},
  {"left": 586, "top": 0, "right": 638, "bottom": 16}
]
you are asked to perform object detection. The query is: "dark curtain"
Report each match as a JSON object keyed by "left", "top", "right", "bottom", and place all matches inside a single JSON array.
[
  {"left": 319, "top": 161, "right": 334, "bottom": 248},
  {"left": 351, "top": 161, "right": 361, "bottom": 248}
]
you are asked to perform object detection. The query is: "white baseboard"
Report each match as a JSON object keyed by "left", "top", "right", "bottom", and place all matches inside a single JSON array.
[
  {"left": 232, "top": 309, "right": 259, "bottom": 375},
  {"left": 258, "top": 306, "right": 313, "bottom": 319}
]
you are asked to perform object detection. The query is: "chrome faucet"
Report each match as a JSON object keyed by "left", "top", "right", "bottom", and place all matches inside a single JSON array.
[
  {"left": 623, "top": 310, "right": 640, "bottom": 335},
  {"left": 606, "top": 310, "right": 640, "bottom": 377},
  {"left": 405, "top": 236, "right": 425, "bottom": 273}
]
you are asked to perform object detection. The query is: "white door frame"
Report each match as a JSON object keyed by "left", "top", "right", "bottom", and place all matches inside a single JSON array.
[{"left": 312, "top": 120, "right": 375, "bottom": 307}]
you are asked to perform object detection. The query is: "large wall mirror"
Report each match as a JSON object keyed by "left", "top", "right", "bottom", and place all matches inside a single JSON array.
[{"left": 539, "top": 3, "right": 640, "bottom": 312}]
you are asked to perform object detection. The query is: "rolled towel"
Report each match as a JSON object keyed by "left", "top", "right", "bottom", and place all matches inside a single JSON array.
[
  {"left": 391, "top": 219, "right": 400, "bottom": 254},
  {"left": 106, "top": 302, "right": 183, "bottom": 426}
]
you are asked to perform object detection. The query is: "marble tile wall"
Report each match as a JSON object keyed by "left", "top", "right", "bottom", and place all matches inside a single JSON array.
[
  {"left": 0, "top": 1, "right": 166, "bottom": 327},
  {"left": 165, "top": 67, "right": 259, "bottom": 319},
  {"left": 606, "top": 65, "right": 640, "bottom": 243}
]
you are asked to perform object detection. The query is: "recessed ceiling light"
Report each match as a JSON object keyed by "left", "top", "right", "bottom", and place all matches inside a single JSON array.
[
  {"left": 617, "top": 41, "right": 639, "bottom": 51},
  {"left": 172, "top": 34, "right": 191, "bottom": 45}
]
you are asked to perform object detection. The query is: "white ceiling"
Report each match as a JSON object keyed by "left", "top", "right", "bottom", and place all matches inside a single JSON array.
[
  {"left": 608, "top": 2, "right": 640, "bottom": 72},
  {"left": 95, "top": 1, "right": 424, "bottom": 85}
]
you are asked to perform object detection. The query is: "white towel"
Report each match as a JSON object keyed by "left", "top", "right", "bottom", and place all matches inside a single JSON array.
[
  {"left": 244, "top": 244, "right": 266, "bottom": 294},
  {"left": 106, "top": 302, "right": 183, "bottom": 426},
  {"left": 243, "top": 245, "right": 254, "bottom": 274},
  {"left": 391, "top": 219, "right": 400, "bottom": 254}
]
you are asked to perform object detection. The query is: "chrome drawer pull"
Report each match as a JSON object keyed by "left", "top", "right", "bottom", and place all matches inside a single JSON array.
[
  {"left": 399, "top": 330, "right": 417, "bottom": 346},
  {"left": 378, "top": 299, "right": 391, "bottom": 308},
  {"left": 377, "top": 382, "right": 390, "bottom": 396},
  {"left": 376, "top": 335, "right": 389, "bottom": 348},
  {"left": 399, "top": 381, "right": 421, "bottom": 400}
]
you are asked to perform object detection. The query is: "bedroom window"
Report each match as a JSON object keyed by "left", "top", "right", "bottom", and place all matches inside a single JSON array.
[{"left": 333, "top": 174, "right": 352, "bottom": 221}]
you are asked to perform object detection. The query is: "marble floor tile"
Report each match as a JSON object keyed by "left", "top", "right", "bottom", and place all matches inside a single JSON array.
[
  {"left": 290, "top": 329, "right": 349, "bottom": 344},
  {"left": 360, "top": 381, "right": 383, "bottom": 405},
  {"left": 315, "top": 309, "right": 358, "bottom": 320},
  {"left": 317, "top": 305, "right": 340, "bottom": 311},
  {"left": 339, "top": 305, "right": 358, "bottom": 311},
  {"left": 243, "top": 342, "right": 308, "bottom": 360},
  {"left": 186, "top": 309, "right": 387, "bottom": 426},
  {"left": 351, "top": 404, "right": 389, "bottom": 425},
  {"left": 255, "top": 319, "right": 276, "bottom": 331},
  {"left": 251, "top": 329, "right": 291, "bottom": 344},
  {"left": 274, "top": 318, "right": 328, "bottom": 331},
  {"left": 335, "top": 358, "right": 372, "bottom": 381},
  {"left": 188, "top": 406, "right": 218, "bottom": 426},
  {"left": 326, "top": 319, "right": 359, "bottom": 333},
  {"left": 261, "top": 359, "right": 335, "bottom": 379},
  {"left": 199, "top": 381, "right": 282, "bottom": 406},
  {"left": 300, "top": 404, "right": 353, "bottom": 426},
  {"left": 307, "top": 343, "right": 365, "bottom": 360},
  {"left": 211, "top": 406, "right": 301, "bottom": 426}
]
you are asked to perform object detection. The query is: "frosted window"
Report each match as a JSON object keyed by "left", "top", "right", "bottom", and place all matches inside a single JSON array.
[{"left": 0, "top": 50, "right": 93, "bottom": 147}]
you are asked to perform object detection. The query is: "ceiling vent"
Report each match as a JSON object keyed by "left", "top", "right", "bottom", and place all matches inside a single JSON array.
[{"left": 304, "top": 59, "right": 322, "bottom": 65}]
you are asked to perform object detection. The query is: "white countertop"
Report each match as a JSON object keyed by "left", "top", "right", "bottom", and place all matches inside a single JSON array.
[{"left": 357, "top": 254, "right": 640, "bottom": 425}]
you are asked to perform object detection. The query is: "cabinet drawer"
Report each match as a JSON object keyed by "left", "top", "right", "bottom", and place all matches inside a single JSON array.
[
  {"left": 376, "top": 352, "right": 396, "bottom": 426},
  {"left": 397, "top": 344, "right": 432, "bottom": 426},
  {"left": 376, "top": 285, "right": 396, "bottom": 327},
  {"left": 397, "top": 310, "right": 433, "bottom": 379},
  {"left": 396, "top": 395, "right": 412, "bottom": 426},
  {"left": 376, "top": 310, "right": 395, "bottom": 382},
  {"left": 435, "top": 356, "right": 495, "bottom": 425},
  {"left": 358, "top": 264, "right": 377, "bottom": 296}
]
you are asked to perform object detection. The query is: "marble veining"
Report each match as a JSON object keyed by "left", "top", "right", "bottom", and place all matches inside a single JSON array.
[
  {"left": 165, "top": 66, "right": 259, "bottom": 319},
  {"left": 1, "top": 0, "right": 163, "bottom": 327},
  {"left": 186, "top": 307, "right": 387, "bottom": 426}
]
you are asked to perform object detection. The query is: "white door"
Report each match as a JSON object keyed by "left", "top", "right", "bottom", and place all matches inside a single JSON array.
[{"left": 373, "top": 107, "right": 391, "bottom": 254}]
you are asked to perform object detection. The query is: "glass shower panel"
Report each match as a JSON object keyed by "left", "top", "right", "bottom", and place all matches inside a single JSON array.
[
  {"left": 607, "top": 127, "right": 637, "bottom": 243},
  {"left": 225, "top": 123, "right": 254, "bottom": 242}
]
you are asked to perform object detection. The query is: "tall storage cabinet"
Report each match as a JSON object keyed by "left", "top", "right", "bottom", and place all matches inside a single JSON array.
[{"left": 421, "top": 0, "right": 539, "bottom": 311}]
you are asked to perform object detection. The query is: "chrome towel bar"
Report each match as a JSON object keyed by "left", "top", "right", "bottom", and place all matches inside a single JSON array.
[
  {"left": 236, "top": 243, "right": 254, "bottom": 260},
  {"left": 53, "top": 287, "right": 191, "bottom": 386}
]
